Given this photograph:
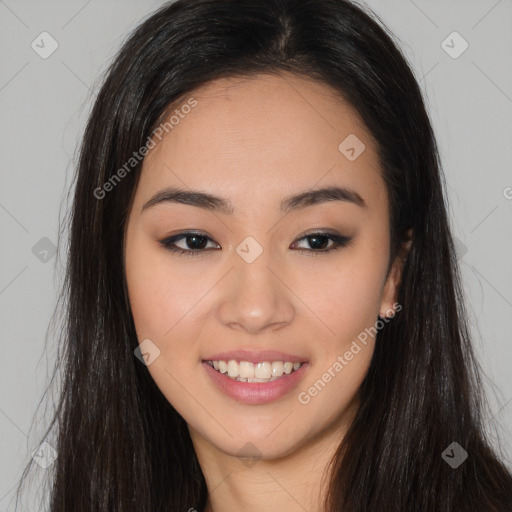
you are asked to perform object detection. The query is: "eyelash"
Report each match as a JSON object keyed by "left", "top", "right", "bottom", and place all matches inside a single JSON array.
[{"left": 159, "top": 230, "right": 353, "bottom": 257}]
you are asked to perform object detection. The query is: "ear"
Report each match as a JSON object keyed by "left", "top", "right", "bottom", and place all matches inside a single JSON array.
[{"left": 379, "top": 229, "right": 413, "bottom": 318}]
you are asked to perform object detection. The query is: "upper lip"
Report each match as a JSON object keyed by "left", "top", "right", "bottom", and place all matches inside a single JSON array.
[{"left": 202, "top": 349, "right": 309, "bottom": 364}]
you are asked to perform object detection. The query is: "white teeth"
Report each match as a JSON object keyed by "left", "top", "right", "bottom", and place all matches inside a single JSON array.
[
  {"left": 271, "top": 361, "right": 284, "bottom": 377},
  {"left": 206, "top": 359, "right": 304, "bottom": 382},
  {"left": 227, "top": 360, "right": 238, "bottom": 377},
  {"left": 255, "top": 362, "right": 272, "bottom": 379},
  {"left": 239, "top": 361, "right": 254, "bottom": 379}
]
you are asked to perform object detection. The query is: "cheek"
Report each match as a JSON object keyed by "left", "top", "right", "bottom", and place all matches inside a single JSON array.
[
  {"left": 125, "top": 234, "right": 205, "bottom": 342},
  {"left": 301, "top": 252, "right": 388, "bottom": 348},
  {"left": 294, "top": 234, "right": 389, "bottom": 411},
  {"left": 331, "top": 268, "right": 384, "bottom": 337},
  {"left": 124, "top": 235, "right": 207, "bottom": 418},
  {"left": 125, "top": 239, "right": 169, "bottom": 339},
  {"left": 296, "top": 265, "right": 382, "bottom": 420}
]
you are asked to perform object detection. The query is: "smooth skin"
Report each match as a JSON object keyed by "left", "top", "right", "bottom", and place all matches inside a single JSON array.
[{"left": 124, "top": 72, "right": 411, "bottom": 512}]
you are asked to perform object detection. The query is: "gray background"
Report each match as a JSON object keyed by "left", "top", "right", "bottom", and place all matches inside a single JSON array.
[{"left": 0, "top": 0, "right": 511, "bottom": 509}]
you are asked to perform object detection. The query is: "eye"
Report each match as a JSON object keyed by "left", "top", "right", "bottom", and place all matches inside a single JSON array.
[
  {"left": 159, "top": 232, "right": 220, "bottom": 257},
  {"left": 159, "top": 230, "right": 353, "bottom": 257},
  {"left": 290, "top": 231, "right": 353, "bottom": 255}
]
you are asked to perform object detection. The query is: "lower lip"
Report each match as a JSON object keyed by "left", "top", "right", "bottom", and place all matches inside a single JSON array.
[{"left": 202, "top": 361, "right": 309, "bottom": 404}]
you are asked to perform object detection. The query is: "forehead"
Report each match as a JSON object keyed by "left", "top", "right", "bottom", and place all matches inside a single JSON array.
[{"left": 136, "top": 72, "right": 385, "bottom": 212}]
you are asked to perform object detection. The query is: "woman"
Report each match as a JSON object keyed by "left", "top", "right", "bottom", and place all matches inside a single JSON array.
[{"left": 15, "top": 0, "right": 512, "bottom": 510}]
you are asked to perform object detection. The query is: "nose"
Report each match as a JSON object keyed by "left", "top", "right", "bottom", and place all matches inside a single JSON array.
[{"left": 215, "top": 248, "right": 295, "bottom": 335}]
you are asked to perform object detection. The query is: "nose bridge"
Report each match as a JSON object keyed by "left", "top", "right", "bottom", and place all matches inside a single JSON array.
[
  {"left": 215, "top": 235, "right": 295, "bottom": 334},
  {"left": 236, "top": 242, "right": 276, "bottom": 296}
]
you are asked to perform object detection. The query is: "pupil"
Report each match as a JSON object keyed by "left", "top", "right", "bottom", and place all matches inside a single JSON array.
[
  {"left": 308, "top": 235, "right": 328, "bottom": 250},
  {"left": 187, "top": 234, "right": 208, "bottom": 250}
]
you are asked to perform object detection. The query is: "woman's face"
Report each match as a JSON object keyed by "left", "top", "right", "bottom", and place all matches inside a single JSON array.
[{"left": 124, "top": 72, "right": 405, "bottom": 461}]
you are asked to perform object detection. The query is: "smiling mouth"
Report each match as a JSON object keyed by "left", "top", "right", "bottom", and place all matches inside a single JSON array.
[{"left": 204, "top": 359, "right": 305, "bottom": 383}]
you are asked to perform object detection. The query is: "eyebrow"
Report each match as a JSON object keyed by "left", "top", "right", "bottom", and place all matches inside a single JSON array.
[{"left": 141, "top": 185, "right": 367, "bottom": 214}]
